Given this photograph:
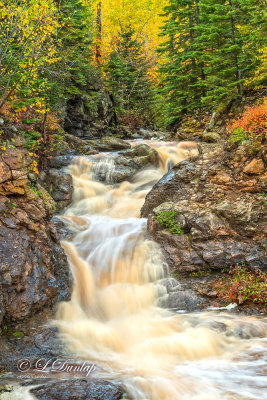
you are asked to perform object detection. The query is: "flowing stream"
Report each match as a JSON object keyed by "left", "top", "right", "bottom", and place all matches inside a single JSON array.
[{"left": 54, "top": 141, "right": 267, "bottom": 400}]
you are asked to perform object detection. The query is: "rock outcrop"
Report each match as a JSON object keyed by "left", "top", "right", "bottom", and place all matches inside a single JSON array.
[
  {"left": 0, "top": 146, "right": 72, "bottom": 325},
  {"left": 88, "top": 136, "right": 131, "bottom": 152},
  {"left": 142, "top": 142, "right": 267, "bottom": 273},
  {"left": 64, "top": 89, "right": 114, "bottom": 138}
]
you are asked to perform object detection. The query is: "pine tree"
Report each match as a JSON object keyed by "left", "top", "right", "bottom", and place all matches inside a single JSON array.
[
  {"left": 158, "top": 0, "right": 266, "bottom": 123},
  {"left": 158, "top": 0, "right": 206, "bottom": 123},
  {"left": 198, "top": 0, "right": 248, "bottom": 106},
  {"left": 105, "top": 26, "right": 154, "bottom": 126}
]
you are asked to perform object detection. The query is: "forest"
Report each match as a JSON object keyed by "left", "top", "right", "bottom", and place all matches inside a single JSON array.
[
  {"left": 0, "top": 0, "right": 266, "bottom": 129},
  {"left": 0, "top": 1, "right": 266, "bottom": 400}
]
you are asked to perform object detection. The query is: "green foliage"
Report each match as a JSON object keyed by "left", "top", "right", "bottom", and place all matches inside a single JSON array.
[
  {"left": 156, "top": 210, "right": 184, "bottom": 234},
  {"left": 105, "top": 26, "right": 155, "bottom": 127},
  {"left": 20, "top": 130, "right": 41, "bottom": 150},
  {"left": 158, "top": 0, "right": 267, "bottom": 124},
  {"left": 229, "top": 127, "right": 247, "bottom": 145},
  {"left": 1, "top": 324, "right": 24, "bottom": 338},
  {"left": 190, "top": 268, "right": 211, "bottom": 277},
  {"left": 43, "top": 0, "right": 97, "bottom": 111},
  {"left": 28, "top": 185, "right": 40, "bottom": 197}
]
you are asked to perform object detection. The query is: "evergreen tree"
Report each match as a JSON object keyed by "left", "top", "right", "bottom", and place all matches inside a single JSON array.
[
  {"left": 43, "top": 0, "right": 98, "bottom": 111},
  {"left": 198, "top": 0, "right": 249, "bottom": 106},
  {"left": 105, "top": 27, "right": 154, "bottom": 125},
  {"left": 158, "top": 0, "right": 206, "bottom": 123},
  {"left": 158, "top": 0, "right": 266, "bottom": 123}
]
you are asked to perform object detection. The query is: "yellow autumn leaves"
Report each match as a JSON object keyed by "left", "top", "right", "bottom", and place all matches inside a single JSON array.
[
  {"left": 79, "top": 0, "right": 168, "bottom": 61},
  {"left": 100, "top": 0, "right": 168, "bottom": 58},
  {"left": 0, "top": 0, "right": 61, "bottom": 111}
]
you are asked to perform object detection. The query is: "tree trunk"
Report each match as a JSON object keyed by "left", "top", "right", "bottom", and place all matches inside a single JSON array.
[{"left": 96, "top": 1, "right": 102, "bottom": 65}]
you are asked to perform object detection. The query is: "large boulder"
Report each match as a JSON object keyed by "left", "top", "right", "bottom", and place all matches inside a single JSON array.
[
  {"left": 46, "top": 169, "right": 73, "bottom": 208},
  {"left": 64, "top": 133, "right": 97, "bottom": 155},
  {"left": 142, "top": 144, "right": 267, "bottom": 273}
]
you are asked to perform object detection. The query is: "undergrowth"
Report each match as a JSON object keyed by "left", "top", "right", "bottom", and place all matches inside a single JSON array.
[
  {"left": 228, "top": 100, "right": 267, "bottom": 150},
  {"left": 214, "top": 265, "right": 267, "bottom": 305}
]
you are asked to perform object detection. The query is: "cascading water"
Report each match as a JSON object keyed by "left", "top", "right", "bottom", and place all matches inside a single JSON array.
[{"left": 55, "top": 141, "right": 267, "bottom": 400}]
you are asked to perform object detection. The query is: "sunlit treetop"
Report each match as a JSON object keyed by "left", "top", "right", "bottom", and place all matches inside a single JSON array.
[{"left": 83, "top": 0, "right": 168, "bottom": 62}]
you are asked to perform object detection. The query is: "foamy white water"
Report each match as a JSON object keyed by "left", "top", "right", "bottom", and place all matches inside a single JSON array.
[{"left": 54, "top": 141, "right": 267, "bottom": 400}]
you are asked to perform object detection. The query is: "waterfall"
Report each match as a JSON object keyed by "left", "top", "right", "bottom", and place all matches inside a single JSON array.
[{"left": 54, "top": 141, "right": 267, "bottom": 400}]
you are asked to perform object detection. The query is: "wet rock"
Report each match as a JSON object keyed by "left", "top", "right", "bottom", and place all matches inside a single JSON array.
[
  {"left": 0, "top": 288, "right": 4, "bottom": 326},
  {"left": 47, "top": 169, "right": 73, "bottom": 205},
  {"left": 158, "top": 289, "right": 205, "bottom": 311},
  {"left": 243, "top": 158, "right": 265, "bottom": 175},
  {"left": 95, "top": 144, "right": 159, "bottom": 183},
  {"left": 31, "top": 378, "right": 124, "bottom": 400},
  {"left": 50, "top": 216, "right": 74, "bottom": 242},
  {"left": 0, "top": 321, "right": 66, "bottom": 373},
  {"left": 213, "top": 198, "right": 263, "bottom": 226},
  {"left": 89, "top": 136, "right": 131, "bottom": 152},
  {"left": 193, "top": 240, "right": 266, "bottom": 270},
  {"left": 141, "top": 159, "right": 197, "bottom": 217},
  {"left": 0, "top": 147, "right": 71, "bottom": 324},
  {"left": 64, "top": 133, "right": 96, "bottom": 155},
  {"left": 36, "top": 185, "right": 57, "bottom": 215},
  {"left": 0, "top": 220, "right": 71, "bottom": 322},
  {"left": 118, "top": 144, "right": 158, "bottom": 166},
  {"left": 138, "top": 129, "right": 166, "bottom": 140},
  {"left": 157, "top": 277, "right": 205, "bottom": 311},
  {"left": 49, "top": 155, "right": 75, "bottom": 169},
  {"left": 143, "top": 143, "right": 267, "bottom": 275}
]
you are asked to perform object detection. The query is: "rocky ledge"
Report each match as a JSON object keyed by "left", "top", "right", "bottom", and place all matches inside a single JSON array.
[
  {"left": 142, "top": 141, "right": 266, "bottom": 311},
  {"left": 0, "top": 142, "right": 73, "bottom": 326}
]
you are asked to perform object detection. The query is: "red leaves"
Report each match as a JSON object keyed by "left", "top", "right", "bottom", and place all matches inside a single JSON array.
[
  {"left": 214, "top": 265, "right": 267, "bottom": 305},
  {"left": 229, "top": 100, "right": 267, "bottom": 144}
]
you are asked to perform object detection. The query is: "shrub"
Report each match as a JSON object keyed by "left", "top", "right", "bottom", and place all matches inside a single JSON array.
[
  {"left": 215, "top": 265, "right": 267, "bottom": 305},
  {"left": 156, "top": 210, "right": 184, "bottom": 234},
  {"left": 228, "top": 100, "right": 267, "bottom": 149}
]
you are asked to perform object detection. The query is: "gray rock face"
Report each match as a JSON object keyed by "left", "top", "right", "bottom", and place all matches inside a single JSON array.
[
  {"left": 0, "top": 216, "right": 71, "bottom": 323},
  {"left": 64, "top": 89, "right": 114, "bottom": 138},
  {"left": 47, "top": 169, "right": 73, "bottom": 206},
  {"left": 49, "top": 155, "right": 75, "bottom": 169},
  {"left": 142, "top": 144, "right": 267, "bottom": 273},
  {"left": 31, "top": 379, "right": 124, "bottom": 400},
  {"left": 156, "top": 277, "right": 205, "bottom": 311},
  {"left": 88, "top": 136, "right": 131, "bottom": 152}
]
